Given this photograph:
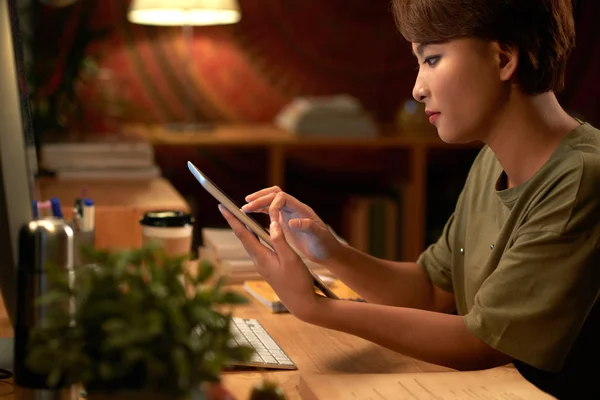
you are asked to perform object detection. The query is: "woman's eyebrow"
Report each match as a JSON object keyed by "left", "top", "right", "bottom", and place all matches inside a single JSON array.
[{"left": 413, "top": 43, "right": 429, "bottom": 57}]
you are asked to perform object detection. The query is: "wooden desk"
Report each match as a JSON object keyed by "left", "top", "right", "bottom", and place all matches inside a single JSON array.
[
  {"left": 0, "top": 285, "right": 451, "bottom": 399},
  {"left": 219, "top": 289, "right": 453, "bottom": 399},
  {"left": 39, "top": 177, "right": 190, "bottom": 250},
  {"left": 0, "top": 285, "right": 545, "bottom": 400}
]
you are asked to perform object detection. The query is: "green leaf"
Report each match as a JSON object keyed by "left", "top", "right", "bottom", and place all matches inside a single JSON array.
[
  {"left": 98, "top": 362, "right": 114, "bottom": 380},
  {"left": 228, "top": 345, "right": 255, "bottom": 363},
  {"left": 47, "top": 366, "right": 65, "bottom": 388},
  {"left": 195, "top": 260, "right": 214, "bottom": 284},
  {"left": 123, "top": 347, "right": 147, "bottom": 365},
  {"left": 171, "top": 347, "right": 190, "bottom": 391},
  {"left": 149, "top": 282, "right": 168, "bottom": 299},
  {"left": 215, "top": 290, "right": 248, "bottom": 305},
  {"left": 145, "top": 311, "right": 164, "bottom": 336},
  {"left": 34, "top": 290, "right": 71, "bottom": 306},
  {"left": 102, "top": 318, "right": 127, "bottom": 333},
  {"left": 191, "top": 307, "right": 220, "bottom": 328}
]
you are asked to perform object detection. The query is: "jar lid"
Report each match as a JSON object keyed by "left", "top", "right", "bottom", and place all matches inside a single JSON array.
[{"left": 140, "top": 210, "right": 194, "bottom": 227}]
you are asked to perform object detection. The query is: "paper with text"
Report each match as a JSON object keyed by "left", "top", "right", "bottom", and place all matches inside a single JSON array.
[{"left": 298, "top": 367, "right": 555, "bottom": 400}]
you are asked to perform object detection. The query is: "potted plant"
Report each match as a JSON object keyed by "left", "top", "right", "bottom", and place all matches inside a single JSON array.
[{"left": 25, "top": 242, "right": 254, "bottom": 399}]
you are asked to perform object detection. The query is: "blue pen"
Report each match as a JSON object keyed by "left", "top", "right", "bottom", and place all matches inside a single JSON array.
[
  {"left": 32, "top": 200, "right": 38, "bottom": 218},
  {"left": 50, "top": 197, "right": 63, "bottom": 218}
]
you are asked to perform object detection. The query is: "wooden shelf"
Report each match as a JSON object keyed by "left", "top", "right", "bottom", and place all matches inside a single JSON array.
[
  {"left": 125, "top": 124, "right": 481, "bottom": 261},
  {"left": 123, "top": 123, "right": 482, "bottom": 149}
]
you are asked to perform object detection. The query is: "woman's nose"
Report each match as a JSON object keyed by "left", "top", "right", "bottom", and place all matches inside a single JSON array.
[{"left": 412, "top": 75, "right": 429, "bottom": 102}]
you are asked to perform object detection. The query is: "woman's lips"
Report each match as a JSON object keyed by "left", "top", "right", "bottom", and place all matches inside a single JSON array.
[{"left": 426, "top": 111, "right": 440, "bottom": 124}]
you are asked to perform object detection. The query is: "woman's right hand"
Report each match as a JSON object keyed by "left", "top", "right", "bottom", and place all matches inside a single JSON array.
[{"left": 241, "top": 186, "right": 344, "bottom": 263}]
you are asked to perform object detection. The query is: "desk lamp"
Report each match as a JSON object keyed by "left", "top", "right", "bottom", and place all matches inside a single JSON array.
[{"left": 127, "top": 0, "right": 241, "bottom": 132}]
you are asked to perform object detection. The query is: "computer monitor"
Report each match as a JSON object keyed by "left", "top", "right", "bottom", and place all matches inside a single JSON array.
[{"left": 0, "top": 0, "right": 39, "bottom": 369}]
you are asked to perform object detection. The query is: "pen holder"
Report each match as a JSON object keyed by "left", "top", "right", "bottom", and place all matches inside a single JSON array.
[{"left": 72, "top": 229, "right": 95, "bottom": 269}]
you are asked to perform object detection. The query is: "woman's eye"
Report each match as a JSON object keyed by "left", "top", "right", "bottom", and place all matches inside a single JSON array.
[{"left": 424, "top": 55, "right": 440, "bottom": 66}]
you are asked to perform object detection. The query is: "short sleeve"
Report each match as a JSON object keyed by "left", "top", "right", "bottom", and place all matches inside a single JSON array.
[
  {"left": 465, "top": 157, "right": 600, "bottom": 371},
  {"left": 417, "top": 205, "right": 460, "bottom": 293}
]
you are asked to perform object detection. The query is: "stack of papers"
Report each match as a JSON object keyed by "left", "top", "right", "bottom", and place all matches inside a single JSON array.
[
  {"left": 274, "top": 94, "right": 378, "bottom": 137},
  {"left": 298, "top": 367, "right": 555, "bottom": 399},
  {"left": 41, "top": 138, "right": 160, "bottom": 180},
  {"left": 199, "top": 227, "right": 335, "bottom": 284}
]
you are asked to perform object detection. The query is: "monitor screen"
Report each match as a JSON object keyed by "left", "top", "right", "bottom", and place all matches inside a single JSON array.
[
  {"left": 8, "top": 0, "right": 38, "bottom": 194},
  {"left": 0, "top": 0, "right": 39, "bottom": 332}
]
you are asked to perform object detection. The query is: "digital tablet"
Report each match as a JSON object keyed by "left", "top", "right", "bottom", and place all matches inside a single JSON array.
[{"left": 187, "top": 161, "right": 339, "bottom": 300}]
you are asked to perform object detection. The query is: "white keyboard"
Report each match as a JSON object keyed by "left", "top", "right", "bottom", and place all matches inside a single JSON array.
[{"left": 228, "top": 317, "right": 297, "bottom": 370}]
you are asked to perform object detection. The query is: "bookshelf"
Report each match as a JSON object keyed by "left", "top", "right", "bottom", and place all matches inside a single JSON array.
[{"left": 123, "top": 124, "right": 481, "bottom": 261}]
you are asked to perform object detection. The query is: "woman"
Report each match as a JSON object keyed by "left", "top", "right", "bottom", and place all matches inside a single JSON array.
[{"left": 219, "top": 0, "right": 599, "bottom": 398}]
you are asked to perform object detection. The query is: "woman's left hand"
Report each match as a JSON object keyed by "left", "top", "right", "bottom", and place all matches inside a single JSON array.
[{"left": 218, "top": 204, "right": 319, "bottom": 320}]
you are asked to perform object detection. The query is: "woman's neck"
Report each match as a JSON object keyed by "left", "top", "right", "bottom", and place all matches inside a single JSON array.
[{"left": 484, "top": 91, "right": 580, "bottom": 188}]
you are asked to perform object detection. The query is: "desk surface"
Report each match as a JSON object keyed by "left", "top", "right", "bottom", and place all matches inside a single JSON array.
[
  {"left": 220, "top": 291, "right": 454, "bottom": 399},
  {"left": 0, "top": 285, "right": 452, "bottom": 399},
  {"left": 0, "top": 286, "right": 546, "bottom": 400}
]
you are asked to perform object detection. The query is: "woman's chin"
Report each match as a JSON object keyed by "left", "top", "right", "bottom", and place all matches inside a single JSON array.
[{"left": 436, "top": 127, "right": 478, "bottom": 144}]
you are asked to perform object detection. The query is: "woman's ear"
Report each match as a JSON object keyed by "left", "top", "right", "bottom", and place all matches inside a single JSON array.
[{"left": 494, "top": 42, "right": 519, "bottom": 82}]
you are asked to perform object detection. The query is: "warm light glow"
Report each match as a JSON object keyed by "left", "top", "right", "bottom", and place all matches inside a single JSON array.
[{"left": 128, "top": 0, "right": 241, "bottom": 26}]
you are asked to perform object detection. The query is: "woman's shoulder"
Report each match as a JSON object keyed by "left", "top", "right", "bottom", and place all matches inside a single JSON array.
[
  {"left": 562, "top": 121, "right": 600, "bottom": 153},
  {"left": 551, "top": 122, "right": 600, "bottom": 180}
]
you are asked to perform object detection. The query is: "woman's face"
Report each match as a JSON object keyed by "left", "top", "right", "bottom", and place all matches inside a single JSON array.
[{"left": 412, "top": 38, "right": 510, "bottom": 143}]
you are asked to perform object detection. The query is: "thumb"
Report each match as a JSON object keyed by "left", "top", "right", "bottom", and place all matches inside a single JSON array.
[{"left": 270, "top": 220, "right": 297, "bottom": 261}]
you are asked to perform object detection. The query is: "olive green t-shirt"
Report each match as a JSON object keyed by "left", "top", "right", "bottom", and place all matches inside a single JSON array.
[{"left": 417, "top": 122, "right": 600, "bottom": 372}]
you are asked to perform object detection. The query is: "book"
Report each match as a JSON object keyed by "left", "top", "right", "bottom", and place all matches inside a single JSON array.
[
  {"left": 342, "top": 194, "right": 402, "bottom": 261},
  {"left": 199, "top": 246, "right": 331, "bottom": 285},
  {"left": 41, "top": 139, "right": 155, "bottom": 169},
  {"left": 55, "top": 165, "right": 161, "bottom": 180},
  {"left": 201, "top": 227, "right": 347, "bottom": 284},
  {"left": 202, "top": 227, "right": 255, "bottom": 260},
  {"left": 243, "top": 279, "right": 364, "bottom": 313}
]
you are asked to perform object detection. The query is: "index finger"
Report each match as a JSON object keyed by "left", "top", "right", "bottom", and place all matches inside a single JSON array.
[{"left": 245, "top": 186, "right": 282, "bottom": 202}]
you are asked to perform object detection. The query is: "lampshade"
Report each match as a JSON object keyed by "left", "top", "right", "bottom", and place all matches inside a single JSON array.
[
  {"left": 128, "top": 0, "right": 241, "bottom": 26},
  {"left": 39, "top": 0, "right": 80, "bottom": 7}
]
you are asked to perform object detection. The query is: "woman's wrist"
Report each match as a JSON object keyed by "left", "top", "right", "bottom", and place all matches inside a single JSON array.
[
  {"left": 321, "top": 241, "right": 353, "bottom": 268},
  {"left": 296, "top": 294, "right": 332, "bottom": 324}
]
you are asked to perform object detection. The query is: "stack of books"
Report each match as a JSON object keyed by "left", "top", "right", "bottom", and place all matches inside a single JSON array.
[
  {"left": 199, "top": 227, "right": 337, "bottom": 284},
  {"left": 243, "top": 279, "right": 364, "bottom": 313},
  {"left": 342, "top": 192, "right": 405, "bottom": 261},
  {"left": 41, "top": 137, "right": 160, "bottom": 180}
]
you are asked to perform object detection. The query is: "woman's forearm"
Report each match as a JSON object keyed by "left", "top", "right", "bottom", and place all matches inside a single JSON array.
[
  {"left": 323, "top": 244, "right": 445, "bottom": 310},
  {"left": 303, "top": 297, "right": 512, "bottom": 371}
]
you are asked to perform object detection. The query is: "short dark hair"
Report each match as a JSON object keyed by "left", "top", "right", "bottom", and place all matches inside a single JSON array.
[{"left": 391, "top": 0, "right": 576, "bottom": 94}]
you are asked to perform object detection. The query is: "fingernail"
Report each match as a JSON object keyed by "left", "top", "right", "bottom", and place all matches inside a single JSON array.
[{"left": 217, "top": 204, "right": 224, "bottom": 214}]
